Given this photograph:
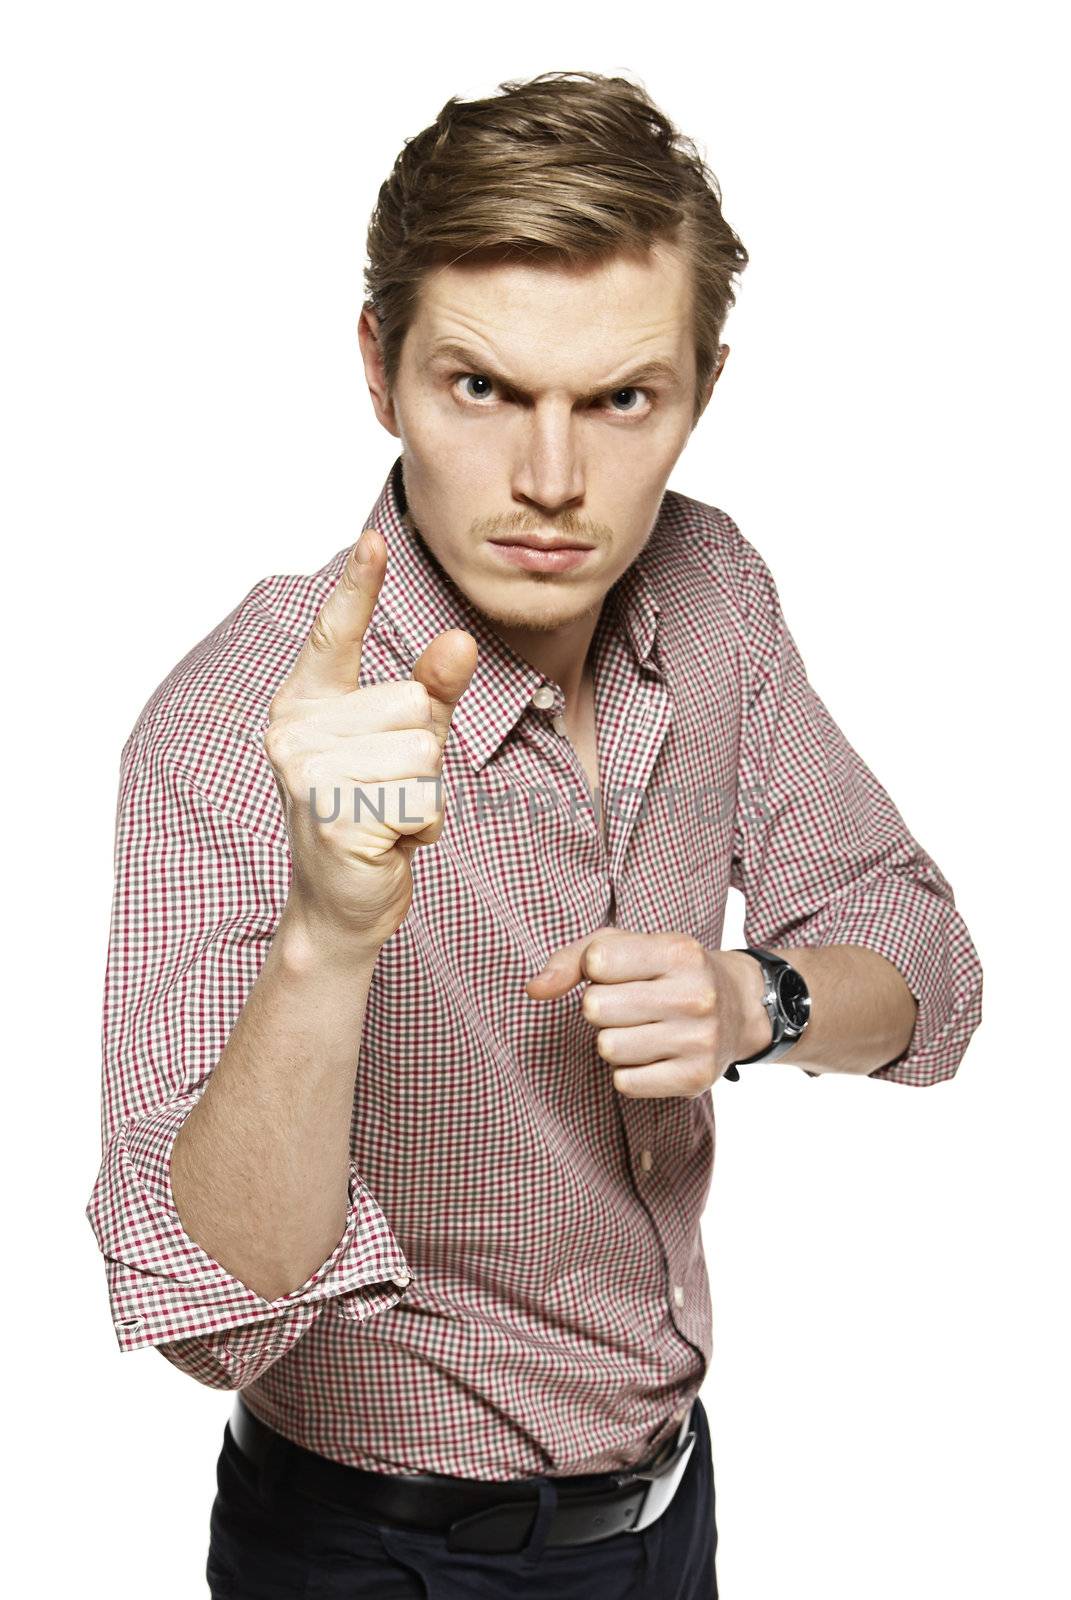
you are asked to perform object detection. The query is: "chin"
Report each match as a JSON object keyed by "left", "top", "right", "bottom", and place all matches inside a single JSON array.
[{"left": 476, "top": 592, "right": 601, "bottom": 634}]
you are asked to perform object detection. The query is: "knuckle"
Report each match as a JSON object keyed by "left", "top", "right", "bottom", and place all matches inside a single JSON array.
[
  {"left": 407, "top": 681, "right": 434, "bottom": 725},
  {"left": 267, "top": 687, "right": 291, "bottom": 721},
  {"left": 413, "top": 730, "right": 441, "bottom": 770},
  {"left": 262, "top": 723, "right": 289, "bottom": 767},
  {"left": 306, "top": 615, "right": 335, "bottom": 657},
  {"left": 585, "top": 942, "right": 611, "bottom": 977},
  {"left": 671, "top": 935, "right": 704, "bottom": 967},
  {"left": 273, "top": 757, "right": 308, "bottom": 804}
]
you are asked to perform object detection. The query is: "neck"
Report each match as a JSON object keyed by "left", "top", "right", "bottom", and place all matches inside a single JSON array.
[{"left": 490, "top": 609, "right": 602, "bottom": 709}]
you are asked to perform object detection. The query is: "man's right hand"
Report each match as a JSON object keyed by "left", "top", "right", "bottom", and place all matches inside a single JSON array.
[{"left": 263, "top": 526, "right": 478, "bottom": 950}]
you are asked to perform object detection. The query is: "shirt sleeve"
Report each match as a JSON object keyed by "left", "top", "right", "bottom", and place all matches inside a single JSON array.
[
  {"left": 728, "top": 530, "right": 983, "bottom": 1087},
  {"left": 84, "top": 730, "right": 413, "bottom": 1391}
]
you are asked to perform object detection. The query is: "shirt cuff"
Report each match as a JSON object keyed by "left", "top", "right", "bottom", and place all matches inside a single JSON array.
[
  {"left": 85, "top": 1092, "right": 413, "bottom": 1355},
  {"left": 808, "top": 869, "right": 983, "bottom": 1086}
]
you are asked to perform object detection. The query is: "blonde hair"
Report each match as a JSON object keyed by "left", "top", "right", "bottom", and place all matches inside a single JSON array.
[{"left": 363, "top": 69, "right": 749, "bottom": 425}]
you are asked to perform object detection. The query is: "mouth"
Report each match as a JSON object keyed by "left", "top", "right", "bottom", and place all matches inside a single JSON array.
[
  {"left": 489, "top": 536, "right": 595, "bottom": 552},
  {"left": 487, "top": 538, "right": 596, "bottom": 574}
]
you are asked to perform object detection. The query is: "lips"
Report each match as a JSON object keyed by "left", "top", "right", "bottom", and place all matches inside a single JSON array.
[
  {"left": 490, "top": 538, "right": 594, "bottom": 552},
  {"left": 487, "top": 540, "right": 595, "bottom": 574}
]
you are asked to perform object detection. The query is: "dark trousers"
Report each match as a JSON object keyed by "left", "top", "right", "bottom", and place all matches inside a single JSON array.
[{"left": 206, "top": 1396, "right": 719, "bottom": 1597}]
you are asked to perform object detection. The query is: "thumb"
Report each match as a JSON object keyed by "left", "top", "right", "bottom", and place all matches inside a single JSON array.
[
  {"left": 411, "top": 629, "right": 479, "bottom": 747},
  {"left": 525, "top": 934, "right": 596, "bottom": 999}
]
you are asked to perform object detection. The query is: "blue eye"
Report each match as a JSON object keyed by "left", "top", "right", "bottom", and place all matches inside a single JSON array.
[
  {"left": 460, "top": 375, "right": 494, "bottom": 401},
  {"left": 609, "top": 387, "right": 643, "bottom": 413}
]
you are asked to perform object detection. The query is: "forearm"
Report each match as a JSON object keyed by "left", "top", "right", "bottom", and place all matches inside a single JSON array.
[
  {"left": 725, "top": 943, "right": 917, "bottom": 1076},
  {"left": 170, "top": 897, "right": 383, "bottom": 1300}
]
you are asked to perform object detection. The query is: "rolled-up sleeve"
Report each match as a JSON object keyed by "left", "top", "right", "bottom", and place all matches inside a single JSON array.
[
  {"left": 729, "top": 532, "right": 983, "bottom": 1087},
  {"left": 84, "top": 731, "right": 412, "bottom": 1390}
]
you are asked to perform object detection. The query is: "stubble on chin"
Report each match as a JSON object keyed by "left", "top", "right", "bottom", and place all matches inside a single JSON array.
[{"left": 498, "top": 599, "right": 604, "bottom": 634}]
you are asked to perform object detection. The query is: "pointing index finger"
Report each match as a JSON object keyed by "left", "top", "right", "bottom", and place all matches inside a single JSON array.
[{"left": 287, "top": 528, "right": 385, "bottom": 698}]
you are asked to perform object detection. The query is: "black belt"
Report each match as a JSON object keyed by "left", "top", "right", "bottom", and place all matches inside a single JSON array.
[{"left": 228, "top": 1394, "right": 697, "bottom": 1554}]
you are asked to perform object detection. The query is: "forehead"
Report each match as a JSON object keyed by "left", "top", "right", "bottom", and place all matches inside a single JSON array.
[{"left": 407, "top": 240, "right": 694, "bottom": 371}]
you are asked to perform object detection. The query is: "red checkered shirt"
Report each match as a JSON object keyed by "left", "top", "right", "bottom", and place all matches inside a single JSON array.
[{"left": 85, "top": 456, "right": 983, "bottom": 1478}]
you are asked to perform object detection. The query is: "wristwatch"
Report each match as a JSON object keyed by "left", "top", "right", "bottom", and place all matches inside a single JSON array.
[{"left": 723, "top": 947, "right": 812, "bottom": 1080}]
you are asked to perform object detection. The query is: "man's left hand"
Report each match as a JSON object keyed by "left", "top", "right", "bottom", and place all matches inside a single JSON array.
[{"left": 525, "top": 929, "right": 769, "bottom": 1098}]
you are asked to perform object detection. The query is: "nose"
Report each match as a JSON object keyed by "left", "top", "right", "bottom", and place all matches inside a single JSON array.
[{"left": 511, "top": 405, "right": 585, "bottom": 515}]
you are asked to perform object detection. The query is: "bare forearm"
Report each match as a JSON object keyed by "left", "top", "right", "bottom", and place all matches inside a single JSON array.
[
  {"left": 726, "top": 944, "right": 917, "bottom": 1075},
  {"left": 170, "top": 899, "right": 382, "bottom": 1300}
]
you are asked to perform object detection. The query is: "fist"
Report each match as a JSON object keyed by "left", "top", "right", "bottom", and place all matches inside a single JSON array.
[{"left": 526, "top": 929, "right": 767, "bottom": 1096}]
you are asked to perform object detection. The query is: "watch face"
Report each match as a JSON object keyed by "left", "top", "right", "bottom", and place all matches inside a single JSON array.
[{"left": 776, "top": 966, "right": 811, "bottom": 1030}]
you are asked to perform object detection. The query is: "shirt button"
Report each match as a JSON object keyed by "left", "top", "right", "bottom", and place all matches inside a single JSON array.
[
  {"left": 531, "top": 685, "right": 556, "bottom": 709},
  {"left": 550, "top": 713, "right": 568, "bottom": 735},
  {"left": 639, "top": 1149, "right": 653, "bottom": 1171},
  {"left": 391, "top": 1269, "right": 411, "bottom": 1288},
  {"left": 672, "top": 1284, "right": 685, "bottom": 1308}
]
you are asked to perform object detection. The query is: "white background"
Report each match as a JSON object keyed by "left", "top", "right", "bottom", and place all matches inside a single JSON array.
[{"left": 3, "top": 3, "right": 1067, "bottom": 1596}]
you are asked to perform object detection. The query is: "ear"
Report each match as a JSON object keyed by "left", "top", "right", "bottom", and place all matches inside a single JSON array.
[
  {"left": 692, "top": 345, "right": 731, "bottom": 428},
  {"left": 357, "top": 304, "right": 400, "bottom": 439}
]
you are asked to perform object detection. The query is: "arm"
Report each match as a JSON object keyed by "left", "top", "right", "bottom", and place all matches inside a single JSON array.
[
  {"left": 86, "top": 529, "right": 476, "bottom": 1390},
  {"left": 721, "top": 943, "right": 918, "bottom": 1075},
  {"left": 84, "top": 734, "right": 411, "bottom": 1392},
  {"left": 727, "top": 528, "right": 983, "bottom": 1086},
  {"left": 170, "top": 902, "right": 386, "bottom": 1303}
]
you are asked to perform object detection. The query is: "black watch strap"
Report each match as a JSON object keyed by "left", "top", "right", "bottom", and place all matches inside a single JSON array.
[{"left": 723, "top": 946, "right": 810, "bottom": 1080}]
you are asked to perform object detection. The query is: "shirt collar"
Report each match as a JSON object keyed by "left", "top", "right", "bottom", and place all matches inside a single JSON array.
[{"left": 365, "top": 455, "right": 665, "bottom": 772}]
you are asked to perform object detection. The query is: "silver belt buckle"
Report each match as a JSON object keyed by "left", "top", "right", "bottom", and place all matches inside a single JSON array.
[{"left": 626, "top": 1407, "right": 697, "bottom": 1534}]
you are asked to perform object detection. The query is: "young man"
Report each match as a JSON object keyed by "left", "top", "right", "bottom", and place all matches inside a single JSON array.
[{"left": 86, "top": 70, "right": 983, "bottom": 1598}]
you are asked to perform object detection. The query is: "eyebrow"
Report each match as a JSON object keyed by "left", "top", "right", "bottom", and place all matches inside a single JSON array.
[{"left": 423, "top": 340, "right": 684, "bottom": 402}]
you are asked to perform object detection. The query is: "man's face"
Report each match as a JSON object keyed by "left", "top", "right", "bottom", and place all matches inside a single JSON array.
[{"left": 361, "top": 241, "right": 714, "bottom": 637}]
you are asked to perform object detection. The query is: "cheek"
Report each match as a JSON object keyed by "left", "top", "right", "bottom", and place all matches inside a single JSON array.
[
  {"left": 594, "top": 444, "right": 682, "bottom": 529},
  {"left": 405, "top": 401, "right": 511, "bottom": 492},
  {"left": 398, "top": 409, "right": 497, "bottom": 502},
  {"left": 596, "top": 413, "right": 691, "bottom": 488}
]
